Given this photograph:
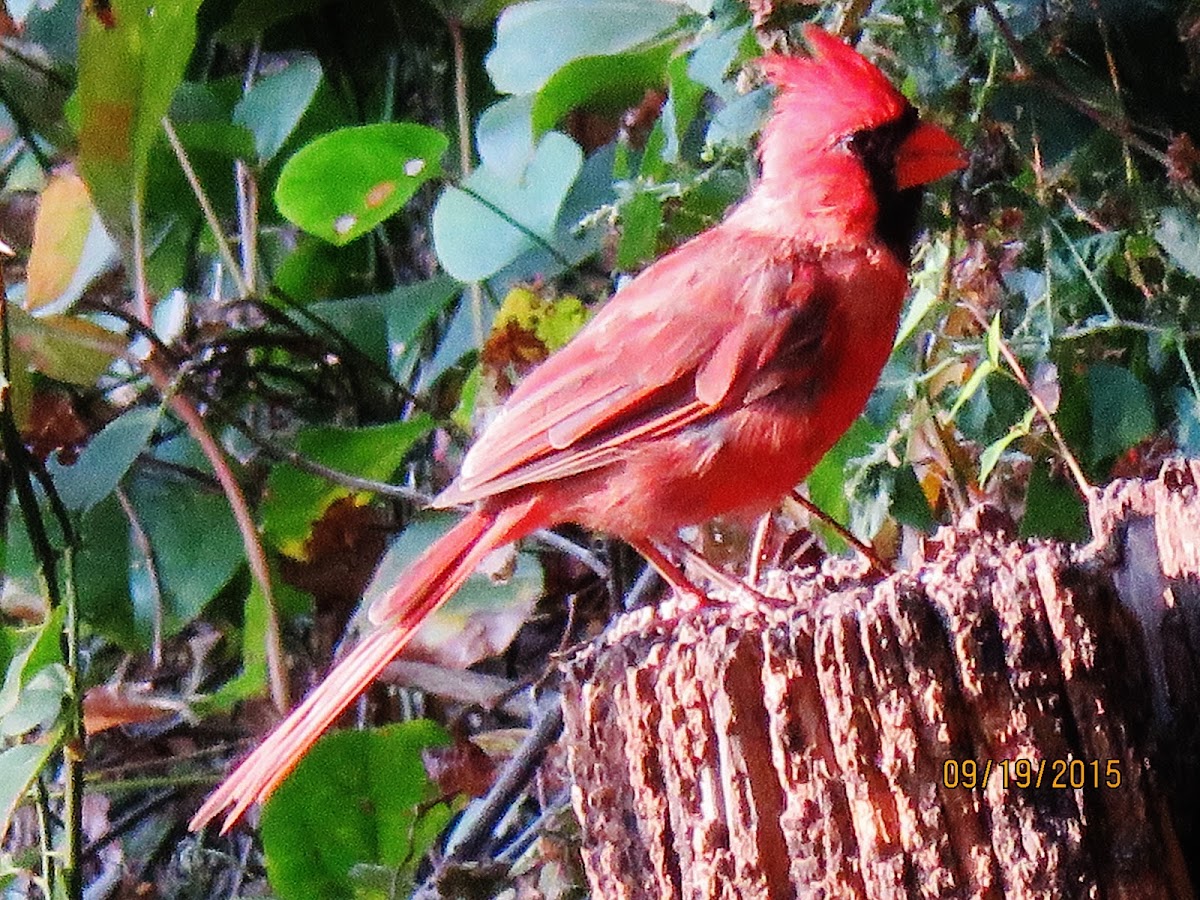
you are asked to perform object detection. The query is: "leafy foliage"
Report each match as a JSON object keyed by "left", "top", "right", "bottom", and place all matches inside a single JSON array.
[{"left": 1, "top": 0, "right": 1199, "bottom": 895}]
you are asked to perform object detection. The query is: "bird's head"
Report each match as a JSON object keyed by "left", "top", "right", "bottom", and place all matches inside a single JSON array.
[{"left": 755, "top": 27, "right": 965, "bottom": 254}]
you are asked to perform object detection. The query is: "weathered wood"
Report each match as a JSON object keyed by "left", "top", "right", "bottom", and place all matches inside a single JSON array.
[{"left": 563, "top": 461, "right": 1200, "bottom": 899}]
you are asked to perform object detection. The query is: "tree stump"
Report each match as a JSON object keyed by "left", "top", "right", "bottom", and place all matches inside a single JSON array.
[{"left": 562, "top": 459, "right": 1200, "bottom": 898}]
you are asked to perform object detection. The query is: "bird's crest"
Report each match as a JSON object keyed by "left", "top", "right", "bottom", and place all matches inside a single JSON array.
[{"left": 759, "top": 26, "right": 909, "bottom": 145}]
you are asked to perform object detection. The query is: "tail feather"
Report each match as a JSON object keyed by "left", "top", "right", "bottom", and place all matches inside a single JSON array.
[{"left": 189, "top": 498, "right": 545, "bottom": 833}]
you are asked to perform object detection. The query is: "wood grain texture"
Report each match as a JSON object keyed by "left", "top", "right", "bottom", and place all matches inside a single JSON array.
[{"left": 563, "top": 461, "right": 1200, "bottom": 899}]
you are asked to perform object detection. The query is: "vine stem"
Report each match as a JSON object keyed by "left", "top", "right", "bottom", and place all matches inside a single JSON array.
[
  {"left": 0, "top": 252, "right": 83, "bottom": 900},
  {"left": 448, "top": 17, "right": 486, "bottom": 348},
  {"left": 130, "top": 192, "right": 289, "bottom": 711},
  {"left": 969, "top": 305, "right": 1094, "bottom": 502},
  {"left": 162, "top": 116, "right": 251, "bottom": 300}
]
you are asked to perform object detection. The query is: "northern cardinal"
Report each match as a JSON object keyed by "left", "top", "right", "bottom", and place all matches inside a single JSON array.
[{"left": 191, "top": 26, "right": 965, "bottom": 832}]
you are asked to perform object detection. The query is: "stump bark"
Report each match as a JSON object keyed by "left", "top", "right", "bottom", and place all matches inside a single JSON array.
[{"left": 562, "top": 459, "right": 1200, "bottom": 899}]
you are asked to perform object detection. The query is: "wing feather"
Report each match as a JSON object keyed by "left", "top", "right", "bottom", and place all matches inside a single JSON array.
[{"left": 437, "top": 231, "right": 830, "bottom": 507}]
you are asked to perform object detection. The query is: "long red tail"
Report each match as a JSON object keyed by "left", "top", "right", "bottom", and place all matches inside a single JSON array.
[{"left": 189, "top": 497, "right": 546, "bottom": 833}]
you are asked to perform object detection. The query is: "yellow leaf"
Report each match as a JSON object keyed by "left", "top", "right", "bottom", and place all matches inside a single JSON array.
[{"left": 25, "top": 172, "right": 95, "bottom": 311}]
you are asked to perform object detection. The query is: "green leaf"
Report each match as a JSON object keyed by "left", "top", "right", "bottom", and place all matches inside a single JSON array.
[
  {"left": 233, "top": 55, "right": 323, "bottom": 163},
  {"left": 986, "top": 314, "right": 1002, "bottom": 366},
  {"left": 75, "top": 497, "right": 141, "bottom": 650},
  {"left": 125, "top": 438, "right": 244, "bottom": 637},
  {"left": 947, "top": 360, "right": 996, "bottom": 422},
  {"left": 432, "top": 131, "right": 582, "bottom": 282},
  {"left": 1020, "top": 457, "right": 1088, "bottom": 542},
  {"left": 363, "top": 512, "right": 543, "bottom": 666},
  {"left": 893, "top": 239, "right": 949, "bottom": 350},
  {"left": 275, "top": 123, "right": 447, "bottom": 245},
  {"left": 47, "top": 405, "right": 163, "bottom": 512},
  {"left": 1087, "top": 362, "right": 1155, "bottom": 464},
  {"left": 25, "top": 172, "right": 119, "bottom": 315},
  {"left": 9, "top": 308, "right": 124, "bottom": 388},
  {"left": 0, "top": 740, "right": 60, "bottom": 844},
  {"left": 305, "top": 275, "right": 462, "bottom": 375},
  {"left": 531, "top": 42, "right": 673, "bottom": 137},
  {"left": 0, "top": 665, "right": 67, "bottom": 738},
  {"left": 616, "top": 191, "right": 663, "bottom": 270},
  {"left": 206, "top": 565, "right": 311, "bottom": 712},
  {"left": 661, "top": 52, "right": 706, "bottom": 164},
  {"left": 978, "top": 407, "right": 1035, "bottom": 485},
  {"left": 1155, "top": 207, "right": 1200, "bottom": 280},
  {"left": 0, "top": 608, "right": 66, "bottom": 738},
  {"left": 805, "top": 418, "right": 882, "bottom": 549},
  {"left": 262, "top": 418, "right": 435, "bottom": 559},
  {"left": 77, "top": 0, "right": 205, "bottom": 240},
  {"left": 485, "top": 0, "right": 682, "bottom": 95},
  {"left": 476, "top": 95, "right": 536, "bottom": 179},
  {"left": 705, "top": 86, "right": 771, "bottom": 150},
  {"left": 261, "top": 720, "right": 453, "bottom": 900}
]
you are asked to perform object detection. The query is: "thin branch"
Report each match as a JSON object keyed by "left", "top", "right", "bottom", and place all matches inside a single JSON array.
[
  {"left": 790, "top": 490, "right": 892, "bottom": 576},
  {"left": 162, "top": 116, "right": 251, "bottom": 300},
  {"left": 129, "top": 200, "right": 289, "bottom": 711},
  {"left": 441, "top": 694, "right": 564, "bottom": 865}
]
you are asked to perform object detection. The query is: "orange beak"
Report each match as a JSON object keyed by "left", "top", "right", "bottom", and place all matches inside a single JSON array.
[{"left": 894, "top": 121, "right": 967, "bottom": 190}]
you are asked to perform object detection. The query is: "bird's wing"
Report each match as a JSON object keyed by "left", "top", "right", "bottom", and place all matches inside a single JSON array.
[{"left": 437, "top": 234, "right": 830, "bottom": 506}]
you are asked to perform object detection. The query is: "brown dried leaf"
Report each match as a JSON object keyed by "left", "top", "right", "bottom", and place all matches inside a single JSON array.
[{"left": 82, "top": 684, "right": 181, "bottom": 734}]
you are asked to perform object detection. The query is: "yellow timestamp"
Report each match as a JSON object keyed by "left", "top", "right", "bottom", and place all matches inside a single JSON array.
[{"left": 942, "top": 757, "right": 1122, "bottom": 790}]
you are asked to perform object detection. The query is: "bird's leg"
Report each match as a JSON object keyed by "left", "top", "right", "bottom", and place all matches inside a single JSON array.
[
  {"left": 748, "top": 512, "right": 773, "bottom": 585},
  {"left": 789, "top": 489, "right": 892, "bottom": 576},
  {"left": 627, "top": 538, "right": 710, "bottom": 608},
  {"left": 662, "top": 537, "right": 789, "bottom": 609}
]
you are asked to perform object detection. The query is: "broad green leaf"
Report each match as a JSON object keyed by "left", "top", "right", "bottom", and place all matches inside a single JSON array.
[
  {"left": 47, "top": 405, "right": 163, "bottom": 512},
  {"left": 25, "top": 172, "right": 118, "bottom": 314},
  {"left": 0, "top": 741, "right": 60, "bottom": 844},
  {"left": 687, "top": 21, "right": 750, "bottom": 95},
  {"left": 485, "top": 0, "right": 682, "bottom": 95},
  {"left": 1087, "top": 362, "right": 1155, "bottom": 464},
  {"left": 0, "top": 665, "right": 67, "bottom": 738},
  {"left": 271, "top": 237, "right": 374, "bottom": 303},
  {"left": 262, "top": 418, "right": 435, "bottom": 559},
  {"left": 305, "top": 275, "right": 462, "bottom": 375},
  {"left": 77, "top": 0, "right": 205, "bottom": 240},
  {"left": 10, "top": 308, "right": 124, "bottom": 387},
  {"left": 1020, "top": 458, "right": 1088, "bottom": 541},
  {"left": 275, "top": 123, "right": 447, "bottom": 245},
  {"left": 261, "top": 720, "right": 453, "bottom": 900},
  {"left": 0, "top": 608, "right": 66, "bottom": 734},
  {"left": 432, "top": 131, "right": 582, "bottom": 282},
  {"left": 205, "top": 566, "right": 311, "bottom": 712},
  {"left": 616, "top": 191, "right": 663, "bottom": 270},
  {"left": 805, "top": 418, "right": 881, "bottom": 550},
  {"left": 531, "top": 43, "right": 673, "bottom": 136},
  {"left": 1156, "top": 207, "right": 1200, "bottom": 280},
  {"left": 476, "top": 95, "right": 535, "bottom": 179},
  {"left": 704, "top": 86, "right": 771, "bottom": 150},
  {"left": 233, "top": 55, "right": 323, "bottom": 163},
  {"left": 978, "top": 407, "right": 1035, "bottom": 485},
  {"left": 75, "top": 497, "right": 141, "bottom": 650},
  {"left": 126, "top": 437, "right": 244, "bottom": 636},
  {"left": 363, "top": 513, "right": 543, "bottom": 667}
]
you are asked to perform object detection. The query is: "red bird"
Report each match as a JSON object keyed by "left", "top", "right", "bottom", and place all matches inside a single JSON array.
[{"left": 191, "top": 26, "right": 965, "bottom": 831}]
